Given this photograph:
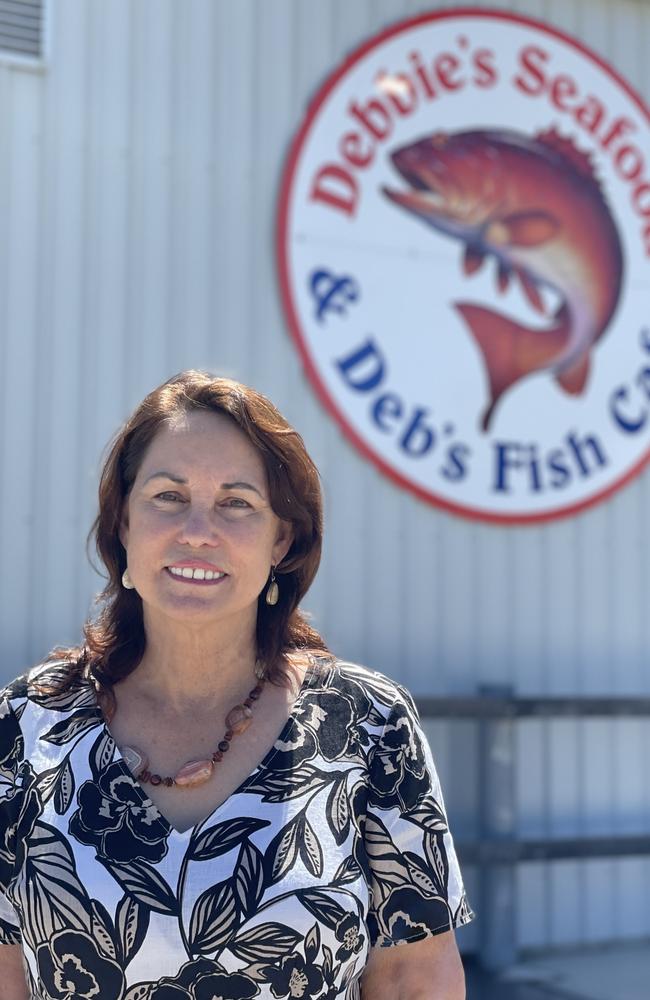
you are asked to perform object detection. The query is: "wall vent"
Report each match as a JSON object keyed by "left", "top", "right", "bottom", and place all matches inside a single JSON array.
[{"left": 0, "top": 0, "right": 44, "bottom": 61}]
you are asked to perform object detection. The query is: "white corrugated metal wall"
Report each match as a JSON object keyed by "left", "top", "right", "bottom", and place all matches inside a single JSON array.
[{"left": 0, "top": 0, "right": 649, "bottom": 955}]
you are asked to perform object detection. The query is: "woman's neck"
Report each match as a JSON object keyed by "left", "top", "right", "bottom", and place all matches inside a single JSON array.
[{"left": 122, "top": 618, "right": 262, "bottom": 714}]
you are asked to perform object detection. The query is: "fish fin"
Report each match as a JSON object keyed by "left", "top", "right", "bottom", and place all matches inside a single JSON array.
[
  {"left": 516, "top": 268, "right": 546, "bottom": 314},
  {"left": 463, "top": 244, "right": 486, "bottom": 276},
  {"left": 497, "top": 261, "right": 511, "bottom": 294},
  {"left": 535, "top": 128, "right": 596, "bottom": 181},
  {"left": 455, "top": 302, "right": 570, "bottom": 430},
  {"left": 485, "top": 211, "right": 560, "bottom": 248},
  {"left": 555, "top": 354, "right": 591, "bottom": 394}
]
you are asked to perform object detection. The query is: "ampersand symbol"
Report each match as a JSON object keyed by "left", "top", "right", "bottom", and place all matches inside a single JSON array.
[{"left": 309, "top": 269, "right": 360, "bottom": 323}]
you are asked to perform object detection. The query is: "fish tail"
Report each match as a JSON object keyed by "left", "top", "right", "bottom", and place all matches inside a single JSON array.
[{"left": 455, "top": 302, "right": 570, "bottom": 431}]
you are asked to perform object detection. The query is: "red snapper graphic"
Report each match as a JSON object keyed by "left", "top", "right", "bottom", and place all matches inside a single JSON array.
[{"left": 383, "top": 129, "right": 623, "bottom": 430}]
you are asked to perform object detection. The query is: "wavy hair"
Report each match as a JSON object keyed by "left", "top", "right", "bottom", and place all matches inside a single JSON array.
[{"left": 51, "top": 370, "right": 330, "bottom": 707}]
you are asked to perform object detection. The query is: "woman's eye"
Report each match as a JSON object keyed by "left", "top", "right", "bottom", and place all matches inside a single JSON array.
[
  {"left": 155, "top": 492, "right": 183, "bottom": 502},
  {"left": 222, "top": 497, "right": 251, "bottom": 508}
]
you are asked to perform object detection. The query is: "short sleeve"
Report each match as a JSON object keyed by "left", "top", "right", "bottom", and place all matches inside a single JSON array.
[
  {"left": 365, "top": 693, "right": 474, "bottom": 947},
  {"left": 0, "top": 696, "right": 25, "bottom": 943}
]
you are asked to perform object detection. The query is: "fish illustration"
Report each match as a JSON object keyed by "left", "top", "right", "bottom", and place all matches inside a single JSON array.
[{"left": 382, "top": 128, "right": 623, "bottom": 430}]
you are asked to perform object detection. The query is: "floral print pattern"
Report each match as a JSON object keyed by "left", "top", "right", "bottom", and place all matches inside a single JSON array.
[
  {"left": 367, "top": 705, "right": 430, "bottom": 811},
  {"left": 150, "top": 960, "right": 261, "bottom": 999},
  {"left": 0, "top": 658, "right": 473, "bottom": 996},
  {"left": 36, "top": 929, "right": 125, "bottom": 1000},
  {"left": 69, "top": 761, "right": 169, "bottom": 863},
  {"left": 334, "top": 913, "right": 364, "bottom": 962},
  {"left": 264, "top": 952, "right": 323, "bottom": 998}
]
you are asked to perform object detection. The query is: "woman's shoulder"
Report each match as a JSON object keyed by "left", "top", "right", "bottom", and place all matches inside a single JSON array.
[
  {"left": 0, "top": 670, "right": 29, "bottom": 703},
  {"left": 1, "top": 656, "right": 93, "bottom": 713},
  {"left": 0, "top": 658, "right": 97, "bottom": 773},
  {"left": 315, "top": 656, "right": 420, "bottom": 721}
]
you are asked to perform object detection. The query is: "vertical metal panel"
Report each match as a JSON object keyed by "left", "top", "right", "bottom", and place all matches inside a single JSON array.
[
  {"left": 0, "top": 0, "right": 648, "bottom": 954},
  {"left": 31, "top": 0, "right": 90, "bottom": 662},
  {"left": 0, "top": 65, "right": 41, "bottom": 669}
]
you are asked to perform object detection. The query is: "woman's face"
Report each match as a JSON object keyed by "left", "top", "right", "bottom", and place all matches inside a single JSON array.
[{"left": 119, "top": 409, "right": 293, "bottom": 637}]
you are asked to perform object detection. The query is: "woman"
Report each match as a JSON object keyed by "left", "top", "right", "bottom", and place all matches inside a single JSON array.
[{"left": 0, "top": 370, "right": 473, "bottom": 999}]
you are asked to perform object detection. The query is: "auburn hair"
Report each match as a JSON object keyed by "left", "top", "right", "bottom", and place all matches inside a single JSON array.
[{"left": 50, "top": 370, "right": 330, "bottom": 705}]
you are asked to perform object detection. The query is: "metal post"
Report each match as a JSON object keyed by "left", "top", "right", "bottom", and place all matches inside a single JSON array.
[{"left": 478, "top": 684, "right": 517, "bottom": 972}]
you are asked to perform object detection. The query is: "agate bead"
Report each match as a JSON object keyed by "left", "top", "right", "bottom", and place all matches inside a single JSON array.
[
  {"left": 174, "top": 759, "right": 214, "bottom": 788},
  {"left": 225, "top": 704, "right": 253, "bottom": 735},
  {"left": 121, "top": 746, "right": 148, "bottom": 776}
]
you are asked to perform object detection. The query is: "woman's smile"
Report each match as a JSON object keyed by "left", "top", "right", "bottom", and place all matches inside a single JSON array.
[{"left": 164, "top": 565, "right": 228, "bottom": 585}]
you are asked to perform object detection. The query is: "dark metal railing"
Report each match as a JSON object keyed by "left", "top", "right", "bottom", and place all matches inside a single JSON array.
[
  {"left": 417, "top": 689, "right": 650, "bottom": 971},
  {"left": 417, "top": 694, "right": 650, "bottom": 718}
]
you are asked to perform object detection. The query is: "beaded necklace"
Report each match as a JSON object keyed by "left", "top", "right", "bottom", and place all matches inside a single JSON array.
[{"left": 92, "top": 666, "right": 266, "bottom": 790}]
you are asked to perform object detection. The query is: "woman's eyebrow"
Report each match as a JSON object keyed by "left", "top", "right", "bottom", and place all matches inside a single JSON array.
[
  {"left": 221, "top": 481, "right": 264, "bottom": 498},
  {"left": 143, "top": 472, "right": 264, "bottom": 498},
  {"left": 143, "top": 471, "right": 187, "bottom": 485}
]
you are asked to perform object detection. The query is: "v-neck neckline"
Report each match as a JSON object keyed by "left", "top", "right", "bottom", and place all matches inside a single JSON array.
[{"left": 95, "top": 656, "right": 321, "bottom": 838}]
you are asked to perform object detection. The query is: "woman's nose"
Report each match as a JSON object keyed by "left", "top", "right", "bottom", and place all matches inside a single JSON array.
[{"left": 176, "top": 506, "right": 220, "bottom": 546}]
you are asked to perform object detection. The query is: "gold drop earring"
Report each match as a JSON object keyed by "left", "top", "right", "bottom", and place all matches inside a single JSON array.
[{"left": 265, "top": 565, "right": 279, "bottom": 606}]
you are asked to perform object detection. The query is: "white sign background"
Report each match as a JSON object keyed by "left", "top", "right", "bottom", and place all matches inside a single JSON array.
[{"left": 278, "top": 9, "right": 650, "bottom": 523}]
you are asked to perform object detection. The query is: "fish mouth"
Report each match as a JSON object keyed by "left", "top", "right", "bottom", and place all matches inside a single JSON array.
[
  {"left": 385, "top": 147, "right": 451, "bottom": 212},
  {"left": 383, "top": 184, "right": 447, "bottom": 213},
  {"left": 396, "top": 168, "right": 438, "bottom": 194},
  {"left": 383, "top": 162, "right": 482, "bottom": 225},
  {"left": 385, "top": 143, "right": 508, "bottom": 225}
]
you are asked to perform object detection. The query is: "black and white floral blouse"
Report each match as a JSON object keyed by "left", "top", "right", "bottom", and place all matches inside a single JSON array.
[{"left": 0, "top": 657, "right": 473, "bottom": 999}]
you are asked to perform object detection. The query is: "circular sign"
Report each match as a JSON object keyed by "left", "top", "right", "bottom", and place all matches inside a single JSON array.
[{"left": 278, "top": 8, "right": 650, "bottom": 524}]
